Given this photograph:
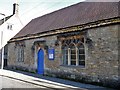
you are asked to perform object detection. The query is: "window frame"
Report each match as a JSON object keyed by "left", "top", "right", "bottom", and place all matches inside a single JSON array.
[
  {"left": 16, "top": 45, "right": 24, "bottom": 62},
  {"left": 69, "top": 43, "right": 76, "bottom": 66},
  {"left": 61, "top": 37, "right": 86, "bottom": 67},
  {"left": 62, "top": 43, "right": 68, "bottom": 65},
  {"left": 77, "top": 42, "right": 85, "bottom": 66}
]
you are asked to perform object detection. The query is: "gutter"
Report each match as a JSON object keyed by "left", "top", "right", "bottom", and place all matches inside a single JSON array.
[{"left": 8, "top": 17, "right": 120, "bottom": 43}]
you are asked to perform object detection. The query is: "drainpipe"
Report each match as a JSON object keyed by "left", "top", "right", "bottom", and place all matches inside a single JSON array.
[{"left": 0, "top": 13, "right": 5, "bottom": 69}]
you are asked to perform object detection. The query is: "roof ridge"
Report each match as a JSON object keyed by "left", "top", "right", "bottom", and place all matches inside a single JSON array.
[
  {"left": 33, "top": 2, "right": 83, "bottom": 20},
  {"left": 14, "top": 2, "right": 119, "bottom": 38}
]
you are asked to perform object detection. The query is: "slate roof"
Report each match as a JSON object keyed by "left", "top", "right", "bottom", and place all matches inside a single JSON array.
[{"left": 14, "top": 2, "right": 119, "bottom": 38}]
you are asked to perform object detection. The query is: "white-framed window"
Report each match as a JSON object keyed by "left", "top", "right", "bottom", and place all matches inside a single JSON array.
[
  {"left": 69, "top": 43, "right": 76, "bottom": 65},
  {"left": 61, "top": 37, "right": 85, "bottom": 67},
  {"left": 62, "top": 44, "right": 68, "bottom": 65},
  {"left": 78, "top": 43, "right": 85, "bottom": 66},
  {"left": 17, "top": 45, "right": 24, "bottom": 62},
  {"left": 15, "top": 43, "right": 25, "bottom": 62}
]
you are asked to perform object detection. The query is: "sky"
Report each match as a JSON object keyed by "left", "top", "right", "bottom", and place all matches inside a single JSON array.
[{"left": 0, "top": 0, "right": 85, "bottom": 26}]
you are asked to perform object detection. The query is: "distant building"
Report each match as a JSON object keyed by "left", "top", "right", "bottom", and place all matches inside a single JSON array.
[
  {"left": 7, "top": 2, "right": 120, "bottom": 88},
  {"left": 0, "top": 3, "right": 23, "bottom": 67}
]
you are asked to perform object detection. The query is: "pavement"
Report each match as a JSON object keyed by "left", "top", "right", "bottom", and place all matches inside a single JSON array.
[{"left": 0, "top": 69, "right": 116, "bottom": 90}]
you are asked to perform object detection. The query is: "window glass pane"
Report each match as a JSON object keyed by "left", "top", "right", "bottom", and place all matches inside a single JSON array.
[
  {"left": 79, "top": 49, "right": 85, "bottom": 54},
  {"left": 65, "top": 50, "right": 68, "bottom": 54},
  {"left": 21, "top": 47, "right": 24, "bottom": 62},
  {"left": 63, "top": 51, "right": 66, "bottom": 64},
  {"left": 69, "top": 44, "right": 76, "bottom": 65},
  {"left": 78, "top": 43, "right": 85, "bottom": 66},
  {"left": 79, "top": 55, "right": 85, "bottom": 60},
  {"left": 17, "top": 46, "right": 24, "bottom": 62},
  {"left": 66, "top": 54, "right": 68, "bottom": 59},
  {"left": 79, "top": 61, "right": 85, "bottom": 65},
  {"left": 76, "top": 39, "right": 80, "bottom": 43},
  {"left": 79, "top": 44, "right": 84, "bottom": 48},
  {"left": 17, "top": 47, "right": 20, "bottom": 61},
  {"left": 81, "top": 38, "right": 84, "bottom": 43},
  {"left": 71, "top": 55, "right": 76, "bottom": 59},
  {"left": 19, "top": 48, "right": 22, "bottom": 61},
  {"left": 7, "top": 25, "right": 9, "bottom": 29},
  {"left": 62, "top": 44, "right": 68, "bottom": 65},
  {"left": 71, "top": 49, "right": 76, "bottom": 54},
  {"left": 71, "top": 61, "right": 76, "bottom": 65},
  {"left": 62, "top": 54, "right": 65, "bottom": 64},
  {"left": 65, "top": 58, "right": 68, "bottom": 64}
]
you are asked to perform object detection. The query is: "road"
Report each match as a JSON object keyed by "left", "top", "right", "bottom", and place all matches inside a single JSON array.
[
  {"left": 0, "top": 76, "right": 83, "bottom": 90},
  {"left": 0, "top": 69, "right": 115, "bottom": 90},
  {"left": 0, "top": 76, "right": 53, "bottom": 89}
]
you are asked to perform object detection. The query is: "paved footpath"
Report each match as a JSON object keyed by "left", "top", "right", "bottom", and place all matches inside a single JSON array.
[{"left": 0, "top": 69, "right": 116, "bottom": 90}]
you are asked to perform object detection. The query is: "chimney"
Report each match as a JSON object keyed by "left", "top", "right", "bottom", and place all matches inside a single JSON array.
[{"left": 13, "top": 3, "right": 19, "bottom": 15}]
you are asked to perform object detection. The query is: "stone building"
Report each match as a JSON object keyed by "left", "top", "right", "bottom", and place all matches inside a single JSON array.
[{"left": 7, "top": 2, "right": 119, "bottom": 88}]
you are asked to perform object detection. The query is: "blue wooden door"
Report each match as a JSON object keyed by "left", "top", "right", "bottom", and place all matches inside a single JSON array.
[{"left": 37, "top": 49, "right": 44, "bottom": 74}]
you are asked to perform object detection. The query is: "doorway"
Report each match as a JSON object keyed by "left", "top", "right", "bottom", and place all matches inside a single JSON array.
[{"left": 37, "top": 49, "right": 44, "bottom": 74}]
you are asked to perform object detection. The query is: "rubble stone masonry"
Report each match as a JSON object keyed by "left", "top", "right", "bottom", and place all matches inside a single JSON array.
[{"left": 7, "top": 24, "right": 119, "bottom": 88}]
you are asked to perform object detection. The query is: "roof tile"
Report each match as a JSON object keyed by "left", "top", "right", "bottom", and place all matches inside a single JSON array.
[{"left": 15, "top": 2, "right": 119, "bottom": 38}]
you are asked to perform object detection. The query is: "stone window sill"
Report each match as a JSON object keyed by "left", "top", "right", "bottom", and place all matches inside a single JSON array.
[{"left": 60, "top": 65, "right": 86, "bottom": 69}]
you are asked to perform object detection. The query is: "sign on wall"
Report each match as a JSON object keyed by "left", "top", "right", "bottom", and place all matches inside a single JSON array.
[{"left": 48, "top": 49, "right": 55, "bottom": 60}]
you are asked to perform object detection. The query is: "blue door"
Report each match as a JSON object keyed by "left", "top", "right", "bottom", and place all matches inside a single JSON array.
[{"left": 37, "top": 49, "right": 44, "bottom": 74}]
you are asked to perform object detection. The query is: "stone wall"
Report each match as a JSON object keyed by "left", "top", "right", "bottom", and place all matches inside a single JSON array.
[
  {"left": 7, "top": 24, "right": 119, "bottom": 88},
  {"left": 7, "top": 36, "right": 59, "bottom": 72},
  {"left": 44, "top": 24, "right": 119, "bottom": 88},
  {"left": 8, "top": 38, "right": 39, "bottom": 72}
]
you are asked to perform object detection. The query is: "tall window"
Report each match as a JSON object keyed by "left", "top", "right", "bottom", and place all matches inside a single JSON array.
[
  {"left": 78, "top": 43, "right": 85, "bottom": 66},
  {"left": 16, "top": 43, "right": 25, "bottom": 62},
  {"left": 62, "top": 44, "right": 68, "bottom": 65},
  {"left": 69, "top": 44, "right": 76, "bottom": 65},
  {"left": 61, "top": 37, "right": 85, "bottom": 67}
]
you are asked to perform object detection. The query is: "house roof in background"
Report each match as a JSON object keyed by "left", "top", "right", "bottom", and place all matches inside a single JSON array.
[
  {"left": 14, "top": 2, "right": 119, "bottom": 38},
  {"left": 0, "top": 15, "right": 13, "bottom": 26}
]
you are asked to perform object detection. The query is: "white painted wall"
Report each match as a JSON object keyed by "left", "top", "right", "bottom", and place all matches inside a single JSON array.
[{"left": 0, "top": 15, "right": 23, "bottom": 49}]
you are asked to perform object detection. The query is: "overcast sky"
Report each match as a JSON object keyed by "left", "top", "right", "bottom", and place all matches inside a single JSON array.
[{"left": 0, "top": 0, "right": 85, "bottom": 26}]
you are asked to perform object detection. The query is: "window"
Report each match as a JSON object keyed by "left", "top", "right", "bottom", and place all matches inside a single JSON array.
[
  {"left": 78, "top": 43, "right": 85, "bottom": 66},
  {"left": 62, "top": 44, "right": 68, "bottom": 65},
  {"left": 16, "top": 43, "right": 25, "bottom": 62},
  {"left": 61, "top": 37, "right": 85, "bottom": 67},
  {"left": 7, "top": 24, "right": 13, "bottom": 30},
  {"left": 69, "top": 44, "right": 76, "bottom": 65}
]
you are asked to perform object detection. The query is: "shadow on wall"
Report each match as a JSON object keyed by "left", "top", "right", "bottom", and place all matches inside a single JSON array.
[
  {"left": 0, "top": 49, "right": 2, "bottom": 67},
  {"left": 0, "top": 45, "right": 8, "bottom": 68}
]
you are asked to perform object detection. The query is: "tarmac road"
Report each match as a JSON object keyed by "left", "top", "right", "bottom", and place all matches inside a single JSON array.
[
  {"left": 0, "top": 75, "right": 48, "bottom": 89},
  {"left": 0, "top": 69, "right": 115, "bottom": 90},
  {"left": 0, "top": 76, "right": 83, "bottom": 90}
]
